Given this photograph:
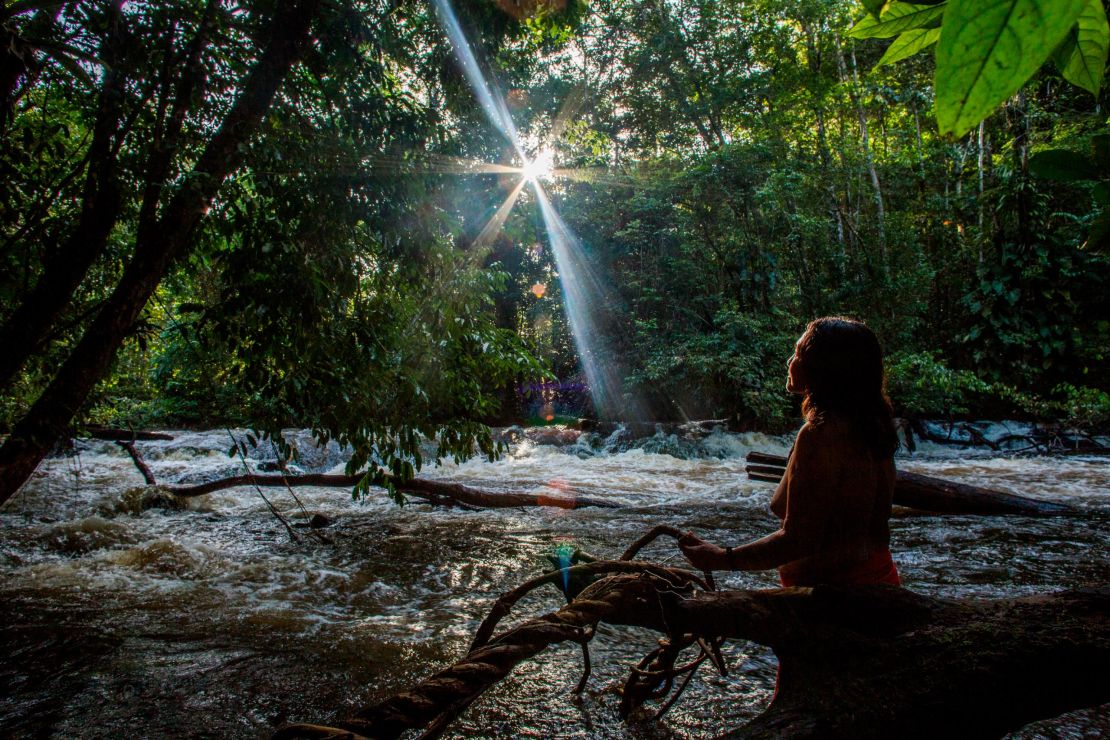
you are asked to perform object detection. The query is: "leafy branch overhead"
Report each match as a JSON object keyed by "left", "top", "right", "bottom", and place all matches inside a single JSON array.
[{"left": 851, "top": 0, "right": 1110, "bottom": 136}]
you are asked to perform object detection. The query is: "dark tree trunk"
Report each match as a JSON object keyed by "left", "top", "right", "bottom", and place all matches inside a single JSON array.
[
  {"left": 0, "top": 0, "right": 323, "bottom": 508},
  {"left": 0, "top": 2, "right": 126, "bottom": 391}
]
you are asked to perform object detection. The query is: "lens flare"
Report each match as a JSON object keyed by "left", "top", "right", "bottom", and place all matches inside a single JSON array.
[
  {"left": 431, "top": 0, "right": 644, "bottom": 421},
  {"left": 521, "top": 149, "right": 555, "bottom": 183},
  {"left": 531, "top": 282, "right": 546, "bottom": 298}
]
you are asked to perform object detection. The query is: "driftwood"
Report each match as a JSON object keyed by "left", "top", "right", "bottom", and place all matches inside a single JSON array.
[
  {"left": 112, "top": 440, "right": 616, "bottom": 510},
  {"left": 81, "top": 426, "right": 174, "bottom": 441},
  {"left": 745, "top": 451, "right": 1072, "bottom": 516},
  {"left": 116, "top": 440, "right": 157, "bottom": 485},
  {"left": 272, "top": 526, "right": 1110, "bottom": 739},
  {"left": 164, "top": 474, "right": 617, "bottom": 509}
]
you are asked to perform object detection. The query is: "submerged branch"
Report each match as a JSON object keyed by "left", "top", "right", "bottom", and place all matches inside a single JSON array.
[
  {"left": 116, "top": 440, "right": 156, "bottom": 485},
  {"left": 110, "top": 441, "right": 616, "bottom": 510},
  {"left": 163, "top": 474, "right": 616, "bottom": 509},
  {"left": 83, "top": 426, "right": 174, "bottom": 441}
]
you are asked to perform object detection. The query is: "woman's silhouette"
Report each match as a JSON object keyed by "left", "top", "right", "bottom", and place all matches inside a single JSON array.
[{"left": 680, "top": 316, "right": 901, "bottom": 587}]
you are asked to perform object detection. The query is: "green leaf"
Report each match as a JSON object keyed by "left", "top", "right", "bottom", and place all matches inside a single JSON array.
[
  {"left": 935, "top": 0, "right": 1087, "bottom": 137},
  {"left": 877, "top": 27, "right": 942, "bottom": 66},
  {"left": 1028, "top": 148, "right": 1100, "bottom": 181},
  {"left": 1053, "top": 0, "right": 1110, "bottom": 95},
  {"left": 862, "top": 0, "right": 888, "bottom": 18},
  {"left": 0, "top": 0, "right": 72, "bottom": 21},
  {"left": 850, "top": 2, "right": 946, "bottom": 39}
]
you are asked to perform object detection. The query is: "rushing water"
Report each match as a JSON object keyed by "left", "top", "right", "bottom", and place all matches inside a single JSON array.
[{"left": 0, "top": 425, "right": 1107, "bottom": 738}]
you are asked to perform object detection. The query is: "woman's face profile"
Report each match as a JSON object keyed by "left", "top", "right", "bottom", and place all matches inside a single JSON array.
[{"left": 786, "top": 333, "right": 807, "bottom": 394}]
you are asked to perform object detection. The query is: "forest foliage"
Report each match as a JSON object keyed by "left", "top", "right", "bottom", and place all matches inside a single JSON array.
[{"left": 1, "top": 0, "right": 1108, "bottom": 497}]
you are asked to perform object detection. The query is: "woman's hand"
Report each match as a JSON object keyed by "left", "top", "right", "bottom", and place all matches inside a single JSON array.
[{"left": 678, "top": 531, "right": 729, "bottom": 571}]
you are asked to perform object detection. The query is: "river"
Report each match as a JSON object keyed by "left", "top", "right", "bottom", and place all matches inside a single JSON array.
[{"left": 0, "top": 424, "right": 1107, "bottom": 737}]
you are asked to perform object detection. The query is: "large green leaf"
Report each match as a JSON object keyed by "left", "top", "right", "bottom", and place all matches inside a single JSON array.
[
  {"left": 1028, "top": 148, "right": 1100, "bottom": 181},
  {"left": 876, "top": 26, "right": 941, "bottom": 66},
  {"left": 1053, "top": 0, "right": 1109, "bottom": 95},
  {"left": 849, "top": 2, "right": 946, "bottom": 39},
  {"left": 935, "top": 0, "right": 1086, "bottom": 137},
  {"left": 862, "top": 0, "right": 888, "bottom": 18}
]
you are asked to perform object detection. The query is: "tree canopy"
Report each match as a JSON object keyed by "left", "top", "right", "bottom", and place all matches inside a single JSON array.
[{"left": 1, "top": 0, "right": 1108, "bottom": 503}]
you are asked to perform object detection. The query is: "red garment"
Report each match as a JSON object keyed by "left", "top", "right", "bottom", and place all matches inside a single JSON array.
[{"left": 779, "top": 547, "right": 901, "bottom": 588}]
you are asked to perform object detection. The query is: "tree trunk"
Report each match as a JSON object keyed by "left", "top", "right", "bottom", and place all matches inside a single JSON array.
[
  {"left": 676, "top": 586, "right": 1110, "bottom": 739},
  {"left": 911, "top": 97, "right": 926, "bottom": 193},
  {"left": 0, "top": 2, "right": 126, "bottom": 392},
  {"left": 837, "top": 36, "right": 886, "bottom": 276},
  {"left": 0, "top": 0, "right": 323, "bottom": 509},
  {"left": 1009, "top": 90, "right": 1033, "bottom": 248},
  {"left": 273, "top": 568, "right": 1110, "bottom": 739},
  {"left": 801, "top": 21, "right": 847, "bottom": 267}
]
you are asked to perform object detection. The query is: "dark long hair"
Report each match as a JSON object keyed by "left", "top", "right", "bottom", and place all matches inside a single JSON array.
[{"left": 796, "top": 316, "right": 898, "bottom": 458}]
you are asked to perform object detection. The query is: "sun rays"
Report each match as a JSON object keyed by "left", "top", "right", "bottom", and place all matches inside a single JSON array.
[{"left": 428, "top": 0, "right": 643, "bottom": 419}]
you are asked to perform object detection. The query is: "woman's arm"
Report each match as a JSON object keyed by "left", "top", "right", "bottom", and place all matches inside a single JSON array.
[{"left": 680, "top": 424, "right": 840, "bottom": 572}]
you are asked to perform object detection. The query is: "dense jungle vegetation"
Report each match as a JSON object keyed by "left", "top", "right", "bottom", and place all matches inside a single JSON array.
[{"left": 1, "top": 0, "right": 1108, "bottom": 500}]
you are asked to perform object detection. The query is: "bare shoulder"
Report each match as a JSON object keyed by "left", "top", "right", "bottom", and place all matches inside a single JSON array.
[
  {"left": 792, "top": 421, "right": 835, "bottom": 460},
  {"left": 795, "top": 418, "right": 858, "bottom": 453},
  {"left": 795, "top": 419, "right": 844, "bottom": 443}
]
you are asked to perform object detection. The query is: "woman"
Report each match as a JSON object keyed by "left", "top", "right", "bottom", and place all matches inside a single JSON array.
[{"left": 679, "top": 316, "right": 901, "bottom": 587}]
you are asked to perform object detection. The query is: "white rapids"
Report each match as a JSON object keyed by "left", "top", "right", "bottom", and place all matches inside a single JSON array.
[{"left": 0, "top": 424, "right": 1106, "bottom": 737}]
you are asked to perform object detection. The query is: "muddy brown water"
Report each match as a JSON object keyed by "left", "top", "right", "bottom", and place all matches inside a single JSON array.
[{"left": 0, "top": 427, "right": 1107, "bottom": 737}]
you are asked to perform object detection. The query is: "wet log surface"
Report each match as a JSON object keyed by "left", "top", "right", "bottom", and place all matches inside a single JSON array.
[
  {"left": 273, "top": 566, "right": 1110, "bottom": 739},
  {"left": 163, "top": 474, "right": 618, "bottom": 510},
  {"left": 81, "top": 426, "right": 175, "bottom": 441},
  {"left": 745, "top": 451, "right": 1073, "bottom": 516},
  {"left": 94, "top": 430, "right": 616, "bottom": 510},
  {"left": 678, "top": 586, "right": 1110, "bottom": 739}
]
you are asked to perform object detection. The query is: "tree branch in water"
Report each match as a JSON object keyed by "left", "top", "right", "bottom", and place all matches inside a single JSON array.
[
  {"left": 271, "top": 534, "right": 1109, "bottom": 739},
  {"left": 111, "top": 440, "right": 617, "bottom": 510}
]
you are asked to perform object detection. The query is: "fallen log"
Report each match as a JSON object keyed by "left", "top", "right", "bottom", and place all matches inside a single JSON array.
[
  {"left": 108, "top": 435, "right": 615, "bottom": 510},
  {"left": 116, "top": 441, "right": 157, "bottom": 485},
  {"left": 81, "top": 426, "right": 174, "bottom": 441},
  {"left": 161, "top": 474, "right": 616, "bottom": 509},
  {"left": 671, "top": 586, "right": 1110, "bottom": 738},
  {"left": 272, "top": 526, "right": 1110, "bottom": 739},
  {"left": 745, "top": 451, "right": 1072, "bottom": 517}
]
